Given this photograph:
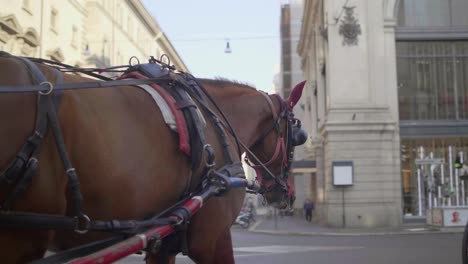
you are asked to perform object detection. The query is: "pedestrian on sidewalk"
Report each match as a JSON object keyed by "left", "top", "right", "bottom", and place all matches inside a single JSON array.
[{"left": 303, "top": 199, "right": 314, "bottom": 222}]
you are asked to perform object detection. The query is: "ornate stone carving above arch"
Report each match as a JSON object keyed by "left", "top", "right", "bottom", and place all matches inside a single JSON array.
[
  {"left": 19, "top": 28, "right": 39, "bottom": 47},
  {"left": 0, "top": 14, "right": 22, "bottom": 35},
  {"left": 0, "top": 14, "right": 23, "bottom": 44},
  {"left": 46, "top": 48, "right": 64, "bottom": 62},
  {"left": 17, "top": 28, "right": 39, "bottom": 56}
]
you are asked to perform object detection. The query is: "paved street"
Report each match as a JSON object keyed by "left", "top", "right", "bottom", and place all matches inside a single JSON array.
[{"left": 118, "top": 224, "right": 462, "bottom": 264}]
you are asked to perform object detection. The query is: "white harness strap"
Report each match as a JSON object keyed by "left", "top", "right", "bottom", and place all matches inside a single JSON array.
[
  {"left": 135, "top": 84, "right": 207, "bottom": 133},
  {"left": 137, "top": 84, "right": 178, "bottom": 132}
]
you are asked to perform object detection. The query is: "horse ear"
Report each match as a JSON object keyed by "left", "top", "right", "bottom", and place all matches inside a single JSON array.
[{"left": 287, "top": 80, "right": 306, "bottom": 109}]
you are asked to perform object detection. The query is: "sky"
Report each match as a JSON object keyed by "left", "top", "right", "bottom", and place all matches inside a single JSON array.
[{"left": 141, "top": 0, "right": 283, "bottom": 94}]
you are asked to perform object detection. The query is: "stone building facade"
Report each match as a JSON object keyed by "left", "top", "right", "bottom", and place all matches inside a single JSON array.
[
  {"left": 298, "top": 0, "right": 403, "bottom": 227},
  {"left": 0, "top": 0, "right": 188, "bottom": 71},
  {"left": 298, "top": 0, "right": 468, "bottom": 228}
]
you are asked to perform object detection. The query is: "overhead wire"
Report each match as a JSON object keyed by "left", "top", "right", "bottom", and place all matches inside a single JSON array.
[{"left": 61, "top": 33, "right": 321, "bottom": 45}]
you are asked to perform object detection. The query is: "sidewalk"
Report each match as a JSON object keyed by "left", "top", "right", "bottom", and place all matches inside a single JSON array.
[{"left": 249, "top": 214, "right": 464, "bottom": 236}]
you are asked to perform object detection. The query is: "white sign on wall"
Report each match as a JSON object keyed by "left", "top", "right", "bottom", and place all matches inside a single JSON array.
[
  {"left": 443, "top": 208, "right": 468, "bottom": 227},
  {"left": 332, "top": 161, "right": 353, "bottom": 186},
  {"left": 427, "top": 207, "right": 468, "bottom": 227}
]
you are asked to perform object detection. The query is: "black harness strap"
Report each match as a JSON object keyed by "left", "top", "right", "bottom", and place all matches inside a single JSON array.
[
  {"left": 122, "top": 63, "right": 209, "bottom": 199},
  {"left": 0, "top": 54, "right": 52, "bottom": 208},
  {"left": 176, "top": 76, "right": 236, "bottom": 164},
  {"left": 0, "top": 211, "right": 176, "bottom": 232},
  {"left": 2, "top": 66, "right": 64, "bottom": 210},
  {"left": 0, "top": 54, "right": 86, "bottom": 220},
  {"left": 2, "top": 158, "right": 39, "bottom": 210},
  {"left": 162, "top": 81, "right": 205, "bottom": 171},
  {"left": 24, "top": 56, "right": 116, "bottom": 81},
  {"left": 0, "top": 76, "right": 174, "bottom": 93}
]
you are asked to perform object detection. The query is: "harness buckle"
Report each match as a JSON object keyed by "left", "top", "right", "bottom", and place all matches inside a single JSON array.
[
  {"left": 38, "top": 81, "right": 54, "bottom": 95},
  {"left": 147, "top": 234, "right": 162, "bottom": 255},
  {"left": 74, "top": 214, "right": 90, "bottom": 234},
  {"left": 204, "top": 144, "right": 216, "bottom": 168}
]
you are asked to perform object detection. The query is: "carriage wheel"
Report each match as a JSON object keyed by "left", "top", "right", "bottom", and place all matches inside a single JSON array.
[{"left": 463, "top": 221, "right": 468, "bottom": 264}]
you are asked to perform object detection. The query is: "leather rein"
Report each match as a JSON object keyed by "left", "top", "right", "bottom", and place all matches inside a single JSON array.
[{"left": 243, "top": 92, "right": 295, "bottom": 193}]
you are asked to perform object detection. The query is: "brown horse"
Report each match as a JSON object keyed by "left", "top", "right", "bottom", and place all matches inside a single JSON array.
[{"left": 0, "top": 53, "right": 306, "bottom": 264}]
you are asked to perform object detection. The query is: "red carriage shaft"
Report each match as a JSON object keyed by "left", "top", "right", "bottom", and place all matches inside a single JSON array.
[
  {"left": 66, "top": 179, "right": 251, "bottom": 264},
  {"left": 68, "top": 225, "right": 174, "bottom": 264},
  {"left": 68, "top": 197, "right": 204, "bottom": 264}
]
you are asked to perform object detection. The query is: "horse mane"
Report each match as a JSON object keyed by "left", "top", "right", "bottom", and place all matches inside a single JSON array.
[{"left": 198, "top": 78, "right": 257, "bottom": 91}]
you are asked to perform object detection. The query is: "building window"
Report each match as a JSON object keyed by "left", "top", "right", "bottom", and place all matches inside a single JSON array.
[
  {"left": 119, "top": 9, "right": 124, "bottom": 27},
  {"left": 22, "top": 0, "right": 32, "bottom": 15},
  {"left": 102, "top": 38, "right": 108, "bottom": 60},
  {"left": 136, "top": 27, "right": 140, "bottom": 43},
  {"left": 117, "top": 50, "right": 122, "bottom": 65},
  {"left": 397, "top": 41, "right": 468, "bottom": 121},
  {"left": 50, "top": 8, "right": 58, "bottom": 33},
  {"left": 397, "top": 0, "right": 468, "bottom": 217},
  {"left": 398, "top": 0, "right": 468, "bottom": 28},
  {"left": 104, "top": 0, "right": 111, "bottom": 12},
  {"left": 71, "top": 25, "right": 78, "bottom": 49},
  {"left": 397, "top": 0, "right": 468, "bottom": 121},
  {"left": 155, "top": 47, "right": 161, "bottom": 59},
  {"left": 127, "top": 17, "right": 133, "bottom": 40}
]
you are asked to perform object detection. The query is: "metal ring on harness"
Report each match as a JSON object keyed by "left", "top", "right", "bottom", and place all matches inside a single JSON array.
[
  {"left": 74, "top": 214, "right": 91, "bottom": 234},
  {"left": 160, "top": 54, "right": 171, "bottom": 66},
  {"left": 38, "top": 81, "right": 54, "bottom": 95},
  {"left": 203, "top": 144, "right": 216, "bottom": 168},
  {"left": 129, "top": 56, "right": 140, "bottom": 66}
]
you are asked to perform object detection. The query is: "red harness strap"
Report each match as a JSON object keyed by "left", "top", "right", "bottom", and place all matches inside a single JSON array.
[
  {"left": 245, "top": 92, "right": 288, "bottom": 185},
  {"left": 118, "top": 72, "right": 191, "bottom": 156},
  {"left": 246, "top": 137, "right": 287, "bottom": 190},
  {"left": 245, "top": 137, "right": 287, "bottom": 169}
]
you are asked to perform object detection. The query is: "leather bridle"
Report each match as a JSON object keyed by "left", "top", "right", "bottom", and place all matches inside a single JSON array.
[{"left": 244, "top": 92, "right": 298, "bottom": 195}]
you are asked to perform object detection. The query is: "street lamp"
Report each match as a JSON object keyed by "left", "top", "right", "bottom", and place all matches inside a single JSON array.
[
  {"left": 84, "top": 44, "right": 91, "bottom": 56},
  {"left": 224, "top": 39, "right": 232, "bottom": 54}
]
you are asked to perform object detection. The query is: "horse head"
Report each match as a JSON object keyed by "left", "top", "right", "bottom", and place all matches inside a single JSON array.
[{"left": 245, "top": 81, "right": 307, "bottom": 209}]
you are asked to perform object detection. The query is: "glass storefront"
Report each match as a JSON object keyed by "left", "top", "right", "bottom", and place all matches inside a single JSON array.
[
  {"left": 397, "top": 0, "right": 468, "bottom": 216},
  {"left": 401, "top": 138, "right": 468, "bottom": 215}
]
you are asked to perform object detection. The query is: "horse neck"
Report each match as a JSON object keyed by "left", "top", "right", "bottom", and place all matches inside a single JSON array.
[{"left": 201, "top": 83, "right": 276, "bottom": 148}]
